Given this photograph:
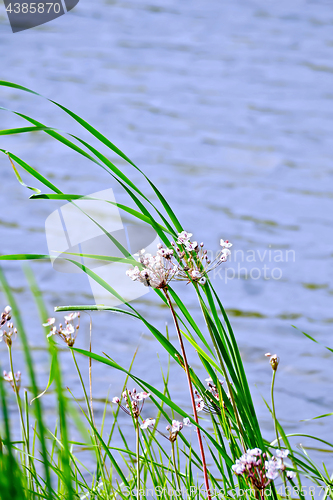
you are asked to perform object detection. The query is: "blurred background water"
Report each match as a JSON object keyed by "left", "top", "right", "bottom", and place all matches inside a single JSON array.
[{"left": 0, "top": 0, "right": 333, "bottom": 483}]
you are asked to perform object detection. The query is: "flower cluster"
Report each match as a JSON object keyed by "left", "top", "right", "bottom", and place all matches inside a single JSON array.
[
  {"left": 126, "top": 231, "right": 232, "bottom": 289},
  {"left": 112, "top": 388, "right": 150, "bottom": 419},
  {"left": 1, "top": 305, "right": 12, "bottom": 326},
  {"left": 165, "top": 417, "right": 191, "bottom": 442},
  {"left": 126, "top": 246, "right": 178, "bottom": 289},
  {"left": 3, "top": 370, "right": 21, "bottom": 393},
  {"left": 205, "top": 376, "right": 224, "bottom": 402},
  {"left": 43, "top": 313, "right": 80, "bottom": 347},
  {"left": 140, "top": 417, "right": 156, "bottom": 430},
  {"left": 141, "top": 417, "right": 191, "bottom": 442},
  {"left": 194, "top": 377, "right": 226, "bottom": 414},
  {"left": 0, "top": 306, "right": 17, "bottom": 347},
  {"left": 232, "top": 448, "right": 296, "bottom": 490},
  {"left": 195, "top": 393, "right": 205, "bottom": 412},
  {"left": 174, "top": 233, "right": 232, "bottom": 285}
]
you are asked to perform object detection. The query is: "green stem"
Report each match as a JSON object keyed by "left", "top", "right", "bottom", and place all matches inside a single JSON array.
[
  {"left": 271, "top": 370, "right": 279, "bottom": 448},
  {"left": 271, "top": 370, "right": 289, "bottom": 498},
  {"left": 71, "top": 350, "right": 109, "bottom": 485},
  {"left": 171, "top": 441, "right": 182, "bottom": 494},
  {"left": 136, "top": 419, "right": 140, "bottom": 500},
  {"left": 8, "top": 345, "right": 36, "bottom": 493},
  {"left": 205, "top": 314, "right": 246, "bottom": 451},
  {"left": 8, "top": 346, "right": 27, "bottom": 444},
  {"left": 88, "top": 316, "right": 95, "bottom": 426}
]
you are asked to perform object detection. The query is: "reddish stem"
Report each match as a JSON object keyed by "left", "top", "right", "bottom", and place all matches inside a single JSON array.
[{"left": 164, "top": 289, "right": 211, "bottom": 500}]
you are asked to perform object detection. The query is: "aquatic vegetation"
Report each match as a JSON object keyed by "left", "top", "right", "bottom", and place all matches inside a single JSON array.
[
  {"left": 232, "top": 448, "right": 295, "bottom": 499},
  {"left": 3, "top": 370, "right": 21, "bottom": 393},
  {"left": 43, "top": 313, "right": 80, "bottom": 346},
  {"left": 0, "top": 81, "right": 331, "bottom": 500}
]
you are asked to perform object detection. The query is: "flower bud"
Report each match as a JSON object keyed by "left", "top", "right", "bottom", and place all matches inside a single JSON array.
[{"left": 269, "top": 354, "right": 279, "bottom": 371}]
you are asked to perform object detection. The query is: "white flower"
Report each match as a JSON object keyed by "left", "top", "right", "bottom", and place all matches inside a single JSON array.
[
  {"left": 47, "top": 326, "right": 57, "bottom": 338},
  {"left": 171, "top": 420, "right": 183, "bottom": 433},
  {"left": 45, "top": 317, "right": 79, "bottom": 347},
  {"left": 1, "top": 307, "right": 12, "bottom": 332},
  {"left": 275, "top": 458, "right": 283, "bottom": 470},
  {"left": 0, "top": 322, "right": 17, "bottom": 346},
  {"left": 127, "top": 236, "right": 232, "bottom": 288},
  {"left": 64, "top": 312, "right": 79, "bottom": 322},
  {"left": 286, "top": 471, "right": 296, "bottom": 480},
  {"left": 127, "top": 249, "right": 177, "bottom": 289},
  {"left": 184, "top": 240, "right": 198, "bottom": 252},
  {"left": 232, "top": 460, "right": 246, "bottom": 475},
  {"left": 3, "top": 371, "right": 13, "bottom": 382},
  {"left": 126, "top": 266, "right": 141, "bottom": 280},
  {"left": 42, "top": 317, "right": 55, "bottom": 327},
  {"left": 177, "top": 231, "right": 192, "bottom": 244},
  {"left": 116, "top": 388, "right": 148, "bottom": 418},
  {"left": 183, "top": 417, "right": 191, "bottom": 427},
  {"left": 157, "top": 248, "right": 173, "bottom": 259},
  {"left": 140, "top": 418, "right": 155, "bottom": 430},
  {"left": 245, "top": 453, "right": 257, "bottom": 465},
  {"left": 136, "top": 391, "right": 150, "bottom": 401},
  {"left": 3, "top": 370, "right": 21, "bottom": 392},
  {"left": 247, "top": 448, "right": 262, "bottom": 456},
  {"left": 196, "top": 398, "right": 205, "bottom": 411},
  {"left": 266, "top": 468, "right": 279, "bottom": 480},
  {"left": 239, "top": 453, "right": 248, "bottom": 464},
  {"left": 221, "top": 248, "right": 231, "bottom": 257},
  {"left": 220, "top": 239, "right": 232, "bottom": 249},
  {"left": 219, "top": 249, "right": 231, "bottom": 263},
  {"left": 62, "top": 324, "right": 75, "bottom": 335},
  {"left": 276, "top": 449, "right": 289, "bottom": 459},
  {"left": 265, "top": 456, "right": 284, "bottom": 473},
  {"left": 191, "top": 269, "right": 202, "bottom": 280}
]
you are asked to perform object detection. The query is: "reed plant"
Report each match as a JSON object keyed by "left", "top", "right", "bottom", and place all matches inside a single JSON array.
[{"left": 0, "top": 80, "right": 332, "bottom": 500}]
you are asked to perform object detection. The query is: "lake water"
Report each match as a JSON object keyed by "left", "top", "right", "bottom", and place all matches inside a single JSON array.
[{"left": 1, "top": 0, "right": 333, "bottom": 485}]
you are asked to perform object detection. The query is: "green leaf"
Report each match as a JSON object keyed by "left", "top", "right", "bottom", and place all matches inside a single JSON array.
[
  {"left": 0, "top": 80, "right": 182, "bottom": 232},
  {"left": 0, "top": 254, "right": 50, "bottom": 261},
  {"left": 30, "top": 193, "right": 172, "bottom": 234},
  {"left": 292, "top": 325, "right": 333, "bottom": 354},
  {"left": 301, "top": 413, "right": 333, "bottom": 422},
  {"left": 72, "top": 347, "right": 234, "bottom": 467},
  {"left": 7, "top": 154, "right": 41, "bottom": 193},
  {"left": 30, "top": 348, "right": 57, "bottom": 404},
  {"left": 0, "top": 125, "right": 53, "bottom": 136},
  {"left": 0, "top": 267, "right": 54, "bottom": 498}
]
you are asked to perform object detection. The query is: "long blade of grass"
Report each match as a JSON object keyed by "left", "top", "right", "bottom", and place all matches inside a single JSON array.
[{"left": 0, "top": 267, "right": 54, "bottom": 499}]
